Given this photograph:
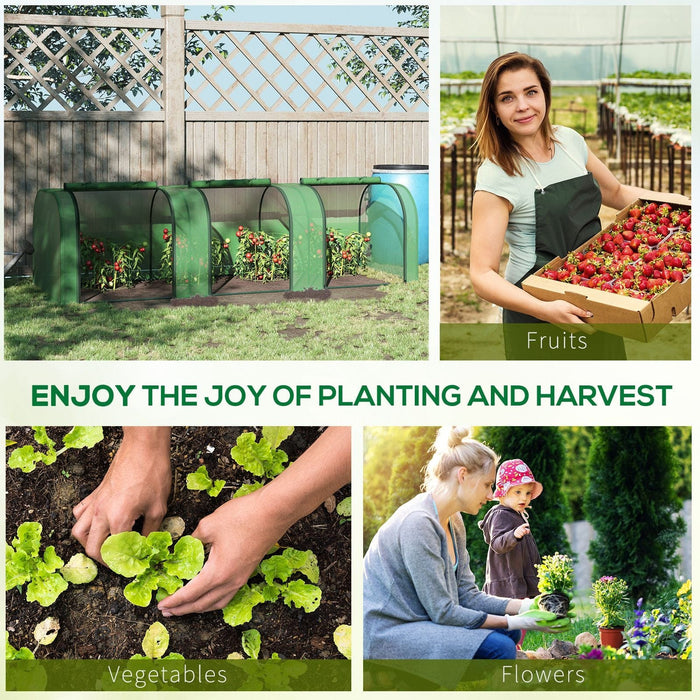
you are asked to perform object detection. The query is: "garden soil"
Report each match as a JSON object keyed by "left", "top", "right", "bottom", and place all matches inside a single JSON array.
[
  {"left": 6, "top": 426, "right": 350, "bottom": 660},
  {"left": 80, "top": 275, "right": 386, "bottom": 310}
]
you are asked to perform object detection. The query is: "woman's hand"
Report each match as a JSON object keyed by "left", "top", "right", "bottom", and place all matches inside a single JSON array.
[{"left": 536, "top": 299, "right": 593, "bottom": 325}]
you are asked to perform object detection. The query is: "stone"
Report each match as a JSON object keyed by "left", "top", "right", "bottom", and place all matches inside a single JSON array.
[
  {"left": 534, "top": 647, "right": 554, "bottom": 659},
  {"left": 549, "top": 639, "right": 577, "bottom": 658},
  {"left": 575, "top": 631, "right": 599, "bottom": 649}
]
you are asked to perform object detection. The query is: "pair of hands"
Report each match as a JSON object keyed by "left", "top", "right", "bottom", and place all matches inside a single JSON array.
[
  {"left": 506, "top": 596, "right": 576, "bottom": 633},
  {"left": 70, "top": 429, "right": 286, "bottom": 615},
  {"left": 71, "top": 426, "right": 351, "bottom": 616}
]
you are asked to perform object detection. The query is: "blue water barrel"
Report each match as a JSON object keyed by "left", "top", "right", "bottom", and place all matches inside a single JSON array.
[{"left": 372, "top": 164, "right": 429, "bottom": 264}]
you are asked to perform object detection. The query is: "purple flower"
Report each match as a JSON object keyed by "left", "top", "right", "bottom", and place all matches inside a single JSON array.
[{"left": 579, "top": 648, "right": 604, "bottom": 660}]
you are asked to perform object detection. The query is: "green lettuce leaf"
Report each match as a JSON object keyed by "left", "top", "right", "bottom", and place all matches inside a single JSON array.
[
  {"left": 281, "top": 580, "right": 321, "bottom": 613},
  {"left": 222, "top": 584, "right": 265, "bottom": 627},
  {"left": 162, "top": 536, "right": 204, "bottom": 580},
  {"left": 101, "top": 532, "right": 153, "bottom": 578},
  {"left": 62, "top": 426, "right": 103, "bottom": 450}
]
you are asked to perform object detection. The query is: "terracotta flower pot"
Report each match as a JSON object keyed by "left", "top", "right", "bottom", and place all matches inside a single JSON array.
[{"left": 599, "top": 626, "right": 624, "bottom": 649}]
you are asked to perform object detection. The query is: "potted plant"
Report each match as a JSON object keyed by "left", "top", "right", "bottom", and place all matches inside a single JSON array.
[
  {"left": 592, "top": 575, "right": 629, "bottom": 648},
  {"left": 535, "top": 552, "right": 574, "bottom": 617}
]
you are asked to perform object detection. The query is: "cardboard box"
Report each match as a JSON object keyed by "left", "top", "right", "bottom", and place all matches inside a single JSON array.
[{"left": 522, "top": 199, "right": 691, "bottom": 341}]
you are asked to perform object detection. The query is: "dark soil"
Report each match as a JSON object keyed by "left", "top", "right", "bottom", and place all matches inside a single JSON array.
[
  {"left": 80, "top": 274, "right": 386, "bottom": 310},
  {"left": 5, "top": 426, "right": 350, "bottom": 660},
  {"left": 539, "top": 592, "right": 570, "bottom": 618}
]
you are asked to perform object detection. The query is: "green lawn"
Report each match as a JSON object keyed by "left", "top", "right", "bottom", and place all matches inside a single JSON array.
[{"left": 4, "top": 267, "right": 428, "bottom": 361}]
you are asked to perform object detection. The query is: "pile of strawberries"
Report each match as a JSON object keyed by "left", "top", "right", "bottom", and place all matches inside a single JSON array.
[{"left": 539, "top": 202, "right": 691, "bottom": 300}]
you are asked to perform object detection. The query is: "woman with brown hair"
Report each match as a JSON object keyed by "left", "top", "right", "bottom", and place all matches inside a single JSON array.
[{"left": 469, "top": 52, "right": 685, "bottom": 357}]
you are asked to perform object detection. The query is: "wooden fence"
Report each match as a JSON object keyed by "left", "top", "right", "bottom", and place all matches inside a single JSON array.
[{"left": 4, "top": 7, "right": 429, "bottom": 271}]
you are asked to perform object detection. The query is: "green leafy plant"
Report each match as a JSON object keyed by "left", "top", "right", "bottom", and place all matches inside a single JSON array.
[
  {"left": 6, "top": 631, "right": 35, "bottom": 660},
  {"left": 8, "top": 426, "right": 104, "bottom": 473},
  {"left": 222, "top": 547, "right": 321, "bottom": 627},
  {"left": 592, "top": 576, "right": 630, "bottom": 629},
  {"left": 625, "top": 581, "right": 692, "bottom": 659},
  {"left": 158, "top": 227, "right": 173, "bottom": 281},
  {"left": 535, "top": 552, "right": 574, "bottom": 617},
  {"left": 232, "top": 227, "right": 290, "bottom": 282},
  {"left": 333, "top": 624, "right": 351, "bottom": 659},
  {"left": 326, "top": 229, "right": 371, "bottom": 277},
  {"left": 80, "top": 234, "right": 147, "bottom": 290},
  {"left": 130, "top": 621, "right": 184, "bottom": 660},
  {"left": 230, "top": 428, "right": 292, "bottom": 479},
  {"left": 241, "top": 629, "right": 261, "bottom": 660},
  {"left": 100, "top": 531, "right": 204, "bottom": 607},
  {"left": 60, "top": 553, "right": 98, "bottom": 584},
  {"left": 211, "top": 233, "right": 234, "bottom": 278},
  {"left": 6, "top": 522, "right": 69, "bottom": 606},
  {"left": 336, "top": 497, "right": 351, "bottom": 522},
  {"left": 186, "top": 464, "right": 225, "bottom": 497}
]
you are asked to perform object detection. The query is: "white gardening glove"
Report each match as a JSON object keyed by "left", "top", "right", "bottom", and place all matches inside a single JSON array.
[
  {"left": 518, "top": 597, "right": 535, "bottom": 614},
  {"left": 505, "top": 614, "right": 542, "bottom": 631},
  {"left": 506, "top": 611, "right": 569, "bottom": 634}
]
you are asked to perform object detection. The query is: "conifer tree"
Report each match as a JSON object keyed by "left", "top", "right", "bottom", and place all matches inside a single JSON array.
[{"left": 584, "top": 426, "right": 685, "bottom": 600}]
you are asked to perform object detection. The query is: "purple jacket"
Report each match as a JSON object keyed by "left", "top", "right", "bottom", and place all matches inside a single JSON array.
[{"left": 478, "top": 504, "right": 542, "bottom": 598}]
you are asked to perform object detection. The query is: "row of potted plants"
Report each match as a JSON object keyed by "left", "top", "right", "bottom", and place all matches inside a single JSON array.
[{"left": 535, "top": 553, "right": 692, "bottom": 658}]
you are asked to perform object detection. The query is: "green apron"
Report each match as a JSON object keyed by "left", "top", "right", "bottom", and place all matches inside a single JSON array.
[{"left": 503, "top": 170, "right": 626, "bottom": 359}]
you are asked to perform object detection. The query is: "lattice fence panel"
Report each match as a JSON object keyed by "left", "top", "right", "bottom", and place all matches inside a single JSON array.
[
  {"left": 5, "top": 20, "right": 163, "bottom": 111},
  {"left": 184, "top": 25, "right": 428, "bottom": 114}
]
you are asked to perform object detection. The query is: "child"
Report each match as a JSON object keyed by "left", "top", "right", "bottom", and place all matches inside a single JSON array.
[{"left": 479, "top": 459, "right": 543, "bottom": 599}]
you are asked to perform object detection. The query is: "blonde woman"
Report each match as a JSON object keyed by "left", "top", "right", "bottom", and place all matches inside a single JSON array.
[{"left": 363, "top": 426, "right": 562, "bottom": 659}]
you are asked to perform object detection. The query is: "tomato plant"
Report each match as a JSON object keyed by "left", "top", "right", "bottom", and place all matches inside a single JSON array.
[
  {"left": 232, "top": 226, "right": 289, "bottom": 282},
  {"left": 80, "top": 234, "right": 146, "bottom": 290},
  {"left": 326, "top": 228, "right": 371, "bottom": 278}
]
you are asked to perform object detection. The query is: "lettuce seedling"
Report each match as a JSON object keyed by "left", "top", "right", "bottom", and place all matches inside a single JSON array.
[
  {"left": 336, "top": 497, "right": 351, "bottom": 519},
  {"left": 5, "top": 522, "right": 69, "bottom": 606},
  {"left": 222, "top": 547, "right": 321, "bottom": 627},
  {"left": 186, "top": 464, "right": 225, "bottom": 497},
  {"left": 333, "top": 624, "right": 351, "bottom": 659},
  {"left": 130, "top": 621, "right": 183, "bottom": 660},
  {"left": 6, "top": 631, "right": 34, "bottom": 660},
  {"left": 230, "top": 429, "right": 291, "bottom": 479},
  {"left": 241, "top": 629, "right": 261, "bottom": 660},
  {"left": 101, "top": 531, "right": 204, "bottom": 607},
  {"left": 8, "top": 426, "right": 103, "bottom": 473}
]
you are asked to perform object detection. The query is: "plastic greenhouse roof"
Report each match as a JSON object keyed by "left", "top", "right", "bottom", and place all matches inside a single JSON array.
[{"left": 440, "top": 5, "right": 691, "bottom": 80}]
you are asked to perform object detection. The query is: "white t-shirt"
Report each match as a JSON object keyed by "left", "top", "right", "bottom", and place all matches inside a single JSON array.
[{"left": 474, "top": 125, "right": 591, "bottom": 283}]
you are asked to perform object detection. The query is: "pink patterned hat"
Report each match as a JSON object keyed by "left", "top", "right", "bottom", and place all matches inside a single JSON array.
[{"left": 493, "top": 459, "right": 543, "bottom": 499}]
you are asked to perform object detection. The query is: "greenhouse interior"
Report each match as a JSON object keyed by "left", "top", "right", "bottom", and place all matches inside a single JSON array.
[{"left": 440, "top": 4, "right": 691, "bottom": 259}]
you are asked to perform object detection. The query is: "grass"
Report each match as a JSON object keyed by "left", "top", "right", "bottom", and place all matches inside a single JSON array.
[{"left": 4, "top": 267, "right": 428, "bottom": 361}]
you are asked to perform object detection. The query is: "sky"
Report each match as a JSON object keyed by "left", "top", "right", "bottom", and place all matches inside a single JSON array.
[{"left": 181, "top": 3, "right": 402, "bottom": 27}]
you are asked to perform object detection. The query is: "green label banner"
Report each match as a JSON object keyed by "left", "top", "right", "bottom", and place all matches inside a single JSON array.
[
  {"left": 440, "top": 323, "right": 691, "bottom": 360},
  {"left": 6, "top": 659, "right": 350, "bottom": 692},
  {"left": 364, "top": 659, "right": 690, "bottom": 692}
]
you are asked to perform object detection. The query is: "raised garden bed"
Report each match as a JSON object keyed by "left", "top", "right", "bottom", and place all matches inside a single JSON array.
[{"left": 33, "top": 178, "right": 419, "bottom": 305}]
